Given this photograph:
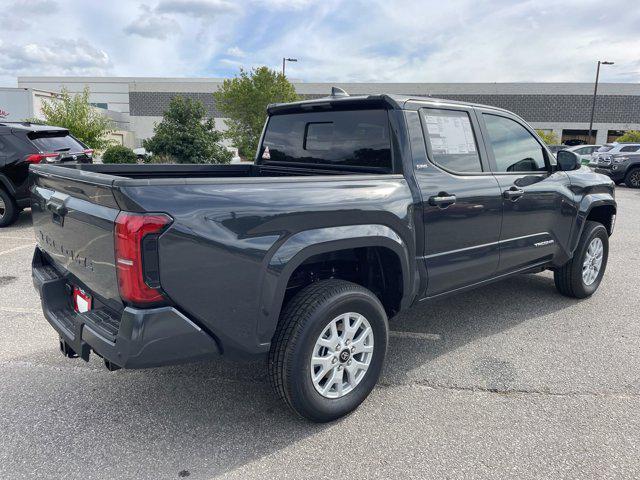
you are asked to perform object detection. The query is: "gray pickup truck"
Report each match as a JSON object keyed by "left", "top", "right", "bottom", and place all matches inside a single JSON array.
[{"left": 30, "top": 91, "right": 616, "bottom": 422}]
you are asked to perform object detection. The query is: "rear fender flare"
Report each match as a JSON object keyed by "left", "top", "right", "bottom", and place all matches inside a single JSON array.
[{"left": 256, "top": 224, "right": 413, "bottom": 345}]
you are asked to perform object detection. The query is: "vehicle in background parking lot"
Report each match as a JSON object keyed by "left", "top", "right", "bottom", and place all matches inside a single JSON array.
[
  {"left": 594, "top": 152, "right": 640, "bottom": 187},
  {"left": 547, "top": 145, "right": 568, "bottom": 156},
  {"left": 564, "top": 144, "right": 601, "bottom": 165},
  {"left": 0, "top": 122, "right": 92, "bottom": 227},
  {"left": 590, "top": 143, "right": 640, "bottom": 166},
  {"left": 29, "top": 92, "right": 616, "bottom": 422}
]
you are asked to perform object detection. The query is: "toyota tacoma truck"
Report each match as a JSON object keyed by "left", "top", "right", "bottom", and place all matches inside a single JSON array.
[{"left": 30, "top": 91, "right": 616, "bottom": 422}]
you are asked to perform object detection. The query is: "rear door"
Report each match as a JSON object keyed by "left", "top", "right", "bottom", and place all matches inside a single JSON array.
[
  {"left": 477, "top": 109, "right": 573, "bottom": 273},
  {"left": 414, "top": 105, "right": 503, "bottom": 297}
]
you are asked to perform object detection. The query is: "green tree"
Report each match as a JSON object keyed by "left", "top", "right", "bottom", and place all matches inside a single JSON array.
[
  {"left": 102, "top": 145, "right": 137, "bottom": 164},
  {"left": 536, "top": 129, "right": 560, "bottom": 145},
  {"left": 36, "top": 87, "right": 114, "bottom": 152},
  {"left": 143, "top": 96, "right": 231, "bottom": 164},
  {"left": 213, "top": 66, "right": 300, "bottom": 158},
  {"left": 615, "top": 130, "right": 640, "bottom": 143}
]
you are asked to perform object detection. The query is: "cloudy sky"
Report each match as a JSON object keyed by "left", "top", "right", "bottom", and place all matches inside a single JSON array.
[{"left": 0, "top": 0, "right": 639, "bottom": 86}]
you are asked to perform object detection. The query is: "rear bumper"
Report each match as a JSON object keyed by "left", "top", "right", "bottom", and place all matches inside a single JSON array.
[{"left": 32, "top": 247, "right": 220, "bottom": 369}]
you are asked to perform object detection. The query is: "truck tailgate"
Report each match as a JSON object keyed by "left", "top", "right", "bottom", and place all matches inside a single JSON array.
[{"left": 30, "top": 166, "right": 122, "bottom": 308}]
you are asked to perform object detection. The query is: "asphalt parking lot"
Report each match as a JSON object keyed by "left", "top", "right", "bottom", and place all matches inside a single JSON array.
[{"left": 1, "top": 187, "right": 639, "bottom": 480}]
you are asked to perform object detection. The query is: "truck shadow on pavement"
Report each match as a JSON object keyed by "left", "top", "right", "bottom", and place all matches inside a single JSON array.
[{"left": 8, "top": 272, "right": 579, "bottom": 479}]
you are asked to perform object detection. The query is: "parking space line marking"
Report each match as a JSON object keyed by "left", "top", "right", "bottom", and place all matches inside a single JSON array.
[
  {"left": 390, "top": 330, "right": 441, "bottom": 341},
  {"left": 0, "top": 244, "right": 34, "bottom": 256},
  {"left": 0, "top": 306, "right": 41, "bottom": 314}
]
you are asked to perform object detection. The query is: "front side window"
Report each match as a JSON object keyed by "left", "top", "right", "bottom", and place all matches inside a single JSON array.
[
  {"left": 262, "top": 109, "right": 392, "bottom": 171},
  {"left": 421, "top": 109, "right": 482, "bottom": 173},
  {"left": 483, "top": 114, "right": 547, "bottom": 172}
]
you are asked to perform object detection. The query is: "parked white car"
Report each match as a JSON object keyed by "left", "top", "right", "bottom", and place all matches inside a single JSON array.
[
  {"left": 563, "top": 145, "right": 600, "bottom": 165},
  {"left": 590, "top": 143, "right": 640, "bottom": 166}
]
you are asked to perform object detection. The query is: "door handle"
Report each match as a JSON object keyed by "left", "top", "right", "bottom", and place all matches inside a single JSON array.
[
  {"left": 428, "top": 193, "right": 457, "bottom": 208},
  {"left": 503, "top": 187, "right": 525, "bottom": 201}
]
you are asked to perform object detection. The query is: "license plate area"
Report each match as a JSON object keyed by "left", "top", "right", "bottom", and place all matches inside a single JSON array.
[{"left": 72, "top": 286, "right": 92, "bottom": 313}]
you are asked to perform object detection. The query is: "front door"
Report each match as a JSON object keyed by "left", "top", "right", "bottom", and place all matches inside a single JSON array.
[
  {"left": 477, "top": 110, "right": 574, "bottom": 273},
  {"left": 413, "top": 106, "right": 503, "bottom": 297}
]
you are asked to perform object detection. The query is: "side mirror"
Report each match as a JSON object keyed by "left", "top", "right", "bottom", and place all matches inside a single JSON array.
[{"left": 556, "top": 150, "right": 581, "bottom": 171}]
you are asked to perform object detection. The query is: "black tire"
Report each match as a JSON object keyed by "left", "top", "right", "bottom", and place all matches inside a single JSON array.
[
  {"left": 0, "top": 189, "right": 19, "bottom": 228},
  {"left": 624, "top": 168, "right": 640, "bottom": 188},
  {"left": 268, "top": 279, "right": 388, "bottom": 422},
  {"left": 554, "top": 221, "right": 608, "bottom": 298}
]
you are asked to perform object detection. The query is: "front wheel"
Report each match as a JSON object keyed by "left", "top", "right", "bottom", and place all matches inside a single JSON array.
[
  {"left": 554, "top": 221, "right": 608, "bottom": 298},
  {"left": 625, "top": 168, "right": 640, "bottom": 188},
  {"left": 268, "top": 279, "right": 388, "bottom": 422}
]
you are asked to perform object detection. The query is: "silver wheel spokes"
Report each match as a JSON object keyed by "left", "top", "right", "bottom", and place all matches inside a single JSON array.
[
  {"left": 0, "top": 197, "right": 5, "bottom": 217},
  {"left": 310, "top": 312, "right": 374, "bottom": 399},
  {"left": 582, "top": 237, "right": 603, "bottom": 285}
]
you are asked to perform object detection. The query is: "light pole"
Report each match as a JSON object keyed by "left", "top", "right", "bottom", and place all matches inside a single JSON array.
[
  {"left": 588, "top": 60, "right": 614, "bottom": 144},
  {"left": 282, "top": 57, "right": 297, "bottom": 76}
]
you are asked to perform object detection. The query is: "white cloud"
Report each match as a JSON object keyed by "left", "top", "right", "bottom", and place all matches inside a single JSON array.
[
  {"left": 124, "top": 5, "right": 180, "bottom": 39},
  {"left": 0, "top": 0, "right": 58, "bottom": 30},
  {"left": 226, "top": 46, "right": 245, "bottom": 57},
  {"left": 0, "top": 38, "right": 111, "bottom": 76},
  {"left": 156, "top": 0, "right": 237, "bottom": 18}
]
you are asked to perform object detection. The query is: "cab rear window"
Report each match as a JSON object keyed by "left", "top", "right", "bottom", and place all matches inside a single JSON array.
[
  {"left": 261, "top": 109, "right": 392, "bottom": 172},
  {"left": 28, "top": 132, "right": 85, "bottom": 153}
]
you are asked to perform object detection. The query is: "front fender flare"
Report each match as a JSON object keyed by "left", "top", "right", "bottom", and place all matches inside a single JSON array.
[
  {"left": 568, "top": 195, "right": 616, "bottom": 254},
  {"left": 256, "top": 224, "right": 414, "bottom": 345}
]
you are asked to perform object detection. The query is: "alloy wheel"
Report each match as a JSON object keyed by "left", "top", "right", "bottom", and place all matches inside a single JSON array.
[{"left": 310, "top": 312, "right": 374, "bottom": 399}]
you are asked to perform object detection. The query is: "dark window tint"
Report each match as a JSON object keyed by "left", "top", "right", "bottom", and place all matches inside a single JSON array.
[
  {"left": 28, "top": 132, "right": 85, "bottom": 152},
  {"left": 484, "top": 114, "right": 546, "bottom": 172},
  {"left": 262, "top": 109, "right": 392, "bottom": 171},
  {"left": 421, "top": 109, "right": 482, "bottom": 173},
  {"left": 620, "top": 145, "right": 640, "bottom": 152}
]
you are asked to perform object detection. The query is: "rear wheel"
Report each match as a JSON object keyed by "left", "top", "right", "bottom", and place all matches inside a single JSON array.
[
  {"left": 0, "top": 189, "right": 19, "bottom": 228},
  {"left": 624, "top": 168, "right": 640, "bottom": 188},
  {"left": 554, "top": 221, "right": 608, "bottom": 298},
  {"left": 268, "top": 279, "right": 388, "bottom": 422}
]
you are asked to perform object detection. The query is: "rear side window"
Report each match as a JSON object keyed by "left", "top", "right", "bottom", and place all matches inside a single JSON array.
[
  {"left": 620, "top": 145, "right": 640, "bottom": 152},
  {"left": 261, "top": 109, "right": 392, "bottom": 171},
  {"left": 28, "top": 132, "right": 85, "bottom": 153},
  {"left": 421, "top": 108, "right": 482, "bottom": 173},
  {"left": 483, "top": 114, "right": 547, "bottom": 172},
  {"left": 597, "top": 145, "right": 613, "bottom": 153}
]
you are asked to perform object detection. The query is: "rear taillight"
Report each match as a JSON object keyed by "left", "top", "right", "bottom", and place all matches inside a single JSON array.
[
  {"left": 25, "top": 153, "right": 59, "bottom": 164},
  {"left": 114, "top": 212, "right": 172, "bottom": 307}
]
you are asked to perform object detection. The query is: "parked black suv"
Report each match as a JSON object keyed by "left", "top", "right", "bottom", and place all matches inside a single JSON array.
[
  {"left": 0, "top": 122, "right": 92, "bottom": 227},
  {"left": 594, "top": 152, "right": 640, "bottom": 188}
]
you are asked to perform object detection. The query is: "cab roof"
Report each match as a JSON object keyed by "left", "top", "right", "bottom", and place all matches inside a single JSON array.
[{"left": 267, "top": 91, "right": 512, "bottom": 115}]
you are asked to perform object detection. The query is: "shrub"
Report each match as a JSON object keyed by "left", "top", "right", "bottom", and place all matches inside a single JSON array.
[
  {"left": 142, "top": 96, "right": 232, "bottom": 164},
  {"left": 144, "top": 153, "right": 177, "bottom": 164},
  {"left": 616, "top": 130, "right": 640, "bottom": 143},
  {"left": 102, "top": 145, "right": 137, "bottom": 164},
  {"left": 535, "top": 130, "right": 560, "bottom": 145}
]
